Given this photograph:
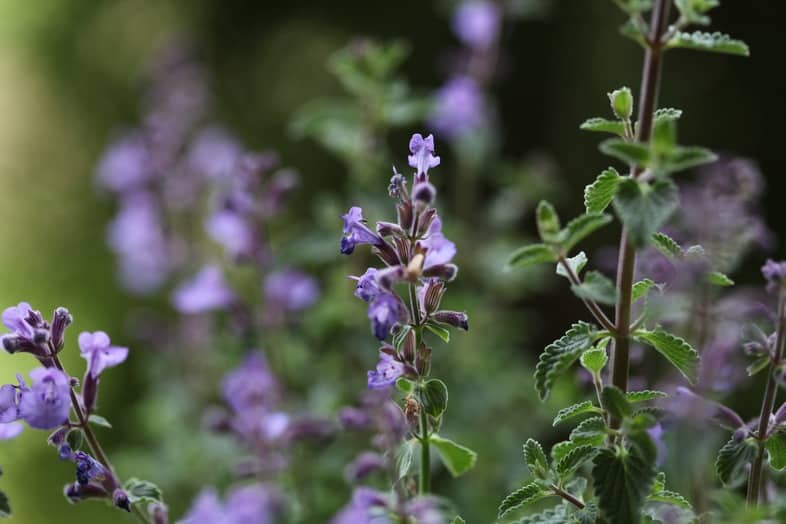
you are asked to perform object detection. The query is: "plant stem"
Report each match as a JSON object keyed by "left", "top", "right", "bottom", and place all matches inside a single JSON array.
[
  {"left": 419, "top": 406, "right": 431, "bottom": 494},
  {"left": 747, "top": 289, "right": 786, "bottom": 506},
  {"left": 550, "top": 484, "right": 585, "bottom": 510},
  {"left": 558, "top": 256, "right": 616, "bottom": 333},
  {"left": 610, "top": 0, "right": 671, "bottom": 403}
]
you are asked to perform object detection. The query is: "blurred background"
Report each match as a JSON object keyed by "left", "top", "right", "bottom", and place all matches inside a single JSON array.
[{"left": 0, "top": 0, "right": 784, "bottom": 522}]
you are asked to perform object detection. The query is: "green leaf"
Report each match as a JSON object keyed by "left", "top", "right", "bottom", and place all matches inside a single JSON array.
[
  {"left": 562, "top": 213, "right": 613, "bottom": 251},
  {"left": 659, "top": 146, "right": 717, "bottom": 174},
  {"left": 593, "top": 440, "right": 657, "bottom": 524},
  {"left": 667, "top": 31, "right": 750, "bottom": 56},
  {"left": 569, "top": 416, "right": 608, "bottom": 446},
  {"left": 0, "top": 490, "right": 9, "bottom": 518},
  {"left": 572, "top": 270, "right": 617, "bottom": 306},
  {"left": 608, "top": 87, "right": 633, "bottom": 120},
  {"left": 420, "top": 379, "right": 448, "bottom": 418},
  {"left": 535, "top": 322, "right": 598, "bottom": 401},
  {"left": 507, "top": 244, "right": 557, "bottom": 269},
  {"left": 747, "top": 355, "right": 771, "bottom": 376},
  {"left": 430, "top": 434, "right": 477, "bottom": 477},
  {"left": 556, "top": 445, "right": 599, "bottom": 478},
  {"left": 584, "top": 168, "right": 622, "bottom": 213},
  {"left": 634, "top": 329, "right": 700, "bottom": 384},
  {"left": 580, "top": 117, "right": 625, "bottom": 136},
  {"left": 651, "top": 232, "right": 682, "bottom": 259},
  {"left": 515, "top": 505, "right": 569, "bottom": 524},
  {"left": 715, "top": 437, "right": 757, "bottom": 486},
  {"left": 451, "top": 518, "right": 466, "bottom": 524},
  {"left": 553, "top": 400, "right": 603, "bottom": 426},
  {"left": 556, "top": 252, "right": 588, "bottom": 279},
  {"left": 648, "top": 489, "right": 693, "bottom": 509},
  {"left": 632, "top": 279, "right": 657, "bottom": 302},
  {"left": 123, "top": 478, "right": 163, "bottom": 503},
  {"left": 766, "top": 430, "right": 786, "bottom": 471},
  {"left": 674, "top": 0, "right": 718, "bottom": 25},
  {"left": 601, "top": 386, "right": 633, "bottom": 420},
  {"left": 425, "top": 323, "right": 450, "bottom": 343},
  {"left": 613, "top": 0, "right": 652, "bottom": 14},
  {"left": 653, "top": 108, "right": 683, "bottom": 124},
  {"left": 523, "top": 439, "right": 550, "bottom": 479},
  {"left": 396, "top": 439, "right": 417, "bottom": 479},
  {"left": 498, "top": 481, "right": 549, "bottom": 518},
  {"left": 537, "top": 201, "right": 562, "bottom": 244},
  {"left": 625, "top": 390, "right": 668, "bottom": 403},
  {"left": 396, "top": 377, "right": 414, "bottom": 394},
  {"left": 581, "top": 347, "right": 608, "bottom": 374},
  {"left": 613, "top": 179, "right": 679, "bottom": 248},
  {"left": 707, "top": 271, "right": 734, "bottom": 287},
  {"left": 67, "top": 429, "right": 84, "bottom": 452},
  {"left": 600, "top": 139, "right": 651, "bottom": 167},
  {"left": 88, "top": 414, "right": 112, "bottom": 429}
]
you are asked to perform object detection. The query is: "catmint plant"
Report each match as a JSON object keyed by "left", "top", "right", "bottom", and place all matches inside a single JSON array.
[
  {"left": 501, "top": 0, "right": 749, "bottom": 522},
  {"left": 338, "top": 132, "right": 474, "bottom": 521},
  {"left": 0, "top": 302, "right": 166, "bottom": 522}
]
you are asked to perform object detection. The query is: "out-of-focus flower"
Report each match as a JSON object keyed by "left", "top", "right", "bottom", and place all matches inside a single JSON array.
[
  {"left": 0, "top": 422, "right": 23, "bottom": 440},
  {"left": 762, "top": 259, "right": 786, "bottom": 293},
  {"left": 264, "top": 269, "right": 320, "bottom": 311},
  {"left": 330, "top": 487, "right": 390, "bottom": 524},
  {"left": 206, "top": 209, "right": 257, "bottom": 261},
  {"left": 452, "top": 0, "right": 502, "bottom": 50},
  {"left": 181, "top": 484, "right": 283, "bottom": 524},
  {"left": 187, "top": 127, "right": 243, "bottom": 181},
  {"left": 18, "top": 368, "right": 71, "bottom": 430},
  {"left": 430, "top": 76, "right": 487, "bottom": 138},
  {"left": 172, "top": 265, "right": 234, "bottom": 314},
  {"left": 95, "top": 132, "right": 152, "bottom": 193},
  {"left": 222, "top": 353, "right": 278, "bottom": 413}
]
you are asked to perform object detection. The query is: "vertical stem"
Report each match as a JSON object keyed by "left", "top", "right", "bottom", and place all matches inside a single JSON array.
[
  {"left": 610, "top": 0, "right": 671, "bottom": 404},
  {"left": 419, "top": 406, "right": 431, "bottom": 494},
  {"left": 747, "top": 290, "right": 786, "bottom": 506}
]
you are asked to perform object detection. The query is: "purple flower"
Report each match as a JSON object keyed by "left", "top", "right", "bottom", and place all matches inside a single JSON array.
[
  {"left": 73, "top": 451, "right": 108, "bottom": 486},
  {"left": 430, "top": 76, "right": 486, "bottom": 139},
  {"left": 172, "top": 265, "right": 234, "bottom": 314},
  {"left": 206, "top": 209, "right": 257, "bottom": 260},
  {"left": 404, "top": 497, "right": 445, "bottom": 524},
  {"left": 182, "top": 485, "right": 283, "bottom": 524},
  {"left": 95, "top": 133, "right": 152, "bottom": 193},
  {"left": 367, "top": 294, "right": 402, "bottom": 341},
  {"left": 187, "top": 127, "right": 243, "bottom": 181},
  {"left": 78, "top": 331, "right": 129, "bottom": 379},
  {"left": 331, "top": 487, "right": 390, "bottom": 524},
  {"left": 341, "top": 207, "right": 383, "bottom": 255},
  {"left": 181, "top": 488, "right": 224, "bottom": 524},
  {"left": 0, "top": 422, "right": 23, "bottom": 440},
  {"left": 264, "top": 269, "right": 320, "bottom": 311},
  {"left": 0, "top": 384, "right": 19, "bottom": 423},
  {"left": 421, "top": 217, "right": 456, "bottom": 268},
  {"left": 367, "top": 351, "right": 405, "bottom": 389},
  {"left": 345, "top": 452, "right": 385, "bottom": 482},
  {"left": 452, "top": 0, "right": 501, "bottom": 49},
  {"left": 2, "top": 302, "right": 38, "bottom": 339},
  {"left": 18, "top": 368, "right": 71, "bottom": 430},
  {"left": 408, "top": 133, "right": 441, "bottom": 178},
  {"left": 222, "top": 353, "right": 278, "bottom": 413},
  {"left": 352, "top": 268, "right": 381, "bottom": 302},
  {"left": 762, "top": 259, "right": 786, "bottom": 292}
]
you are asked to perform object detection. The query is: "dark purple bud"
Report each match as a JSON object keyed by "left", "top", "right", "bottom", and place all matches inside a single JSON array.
[
  {"left": 338, "top": 407, "right": 372, "bottom": 430},
  {"left": 64, "top": 481, "right": 108, "bottom": 503},
  {"left": 433, "top": 310, "right": 469, "bottom": 331},
  {"left": 59, "top": 444, "right": 73, "bottom": 461},
  {"left": 743, "top": 341, "right": 767, "bottom": 357},
  {"left": 48, "top": 426, "right": 69, "bottom": 447},
  {"left": 415, "top": 343, "right": 432, "bottom": 376},
  {"left": 397, "top": 202, "right": 413, "bottom": 231},
  {"left": 113, "top": 489, "right": 131, "bottom": 512},
  {"left": 422, "top": 263, "right": 458, "bottom": 281},
  {"left": 285, "top": 416, "right": 336, "bottom": 442},
  {"left": 1, "top": 335, "right": 48, "bottom": 357},
  {"left": 416, "top": 208, "right": 437, "bottom": 238},
  {"left": 376, "top": 221, "right": 405, "bottom": 238},
  {"left": 401, "top": 330, "right": 416, "bottom": 364},
  {"left": 50, "top": 307, "right": 73, "bottom": 351},
  {"left": 82, "top": 373, "right": 99, "bottom": 415},
  {"left": 422, "top": 280, "right": 445, "bottom": 315},
  {"left": 373, "top": 240, "right": 401, "bottom": 267},
  {"left": 33, "top": 329, "right": 49, "bottom": 345},
  {"left": 344, "top": 452, "right": 385, "bottom": 482},
  {"left": 149, "top": 502, "right": 169, "bottom": 524},
  {"left": 412, "top": 182, "right": 437, "bottom": 209}
]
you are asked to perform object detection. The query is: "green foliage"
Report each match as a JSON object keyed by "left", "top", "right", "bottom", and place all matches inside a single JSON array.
[
  {"left": 498, "top": 482, "right": 549, "bottom": 518},
  {"left": 601, "top": 385, "right": 633, "bottom": 419},
  {"left": 647, "top": 471, "right": 693, "bottom": 510},
  {"left": 633, "top": 328, "right": 700, "bottom": 383},
  {"left": 632, "top": 279, "right": 657, "bottom": 302},
  {"left": 571, "top": 270, "right": 617, "bottom": 306},
  {"left": 584, "top": 168, "right": 622, "bottom": 213},
  {"left": 600, "top": 139, "right": 651, "bottom": 167},
  {"left": 613, "top": 179, "right": 679, "bottom": 248},
  {"left": 537, "top": 201, "right": 562, "bottom": 244},
  {"left": 535, "top": 322, "right": 598, "bottom": 400},
  {"left": 425, "top": 322, "right": 450, "bottom": 343},
  {"left": 430, "top": 435, "right": 477, "bottom": 477},
  {"left": 580, "top": 118, "right": 626, "bottom": 136},
  {"left": 675, "top": 0, "right": 718, "bottom": 25},
  {"left": 666, "top": 31, "right": 750, "bottom": 56},
  {"left": 556, "top": 252, "right": 588, "bottom": 279},
  {"left": 766, "top": 429, "right": 786, "bottom": 471},
  {"left": 514, "top": 503, "right": 598, "bottom": 524},
  {"left": 507, "top": 244, "right": 558, "bottom": 269},
  {"left": 556, "top": 444, "right": 598, "bottom": 478},
  {"left": 420, "top": 378, "right": 448, "bottom": 418},
  {"left": 580, "top": 347, "right": 608, "bottom": 374},
  {"left": 608, "top": 87, "right": 634, "bottom": 120},
  {"left": 123, "top": 478, "right": 163, "bottom": 503},
  {"left": 651, "top": 232, "right": 682, "bottom": 259},
  {"left": 396, "top": 377, "right": 414, "bottom": 394},
  {"left": 67, "top": 429, "right": 84, "bottom": 452},
  {"left": 715, "top": 437, "right": 757, "bottom": 486},
  {"left": 612, "top": 0, "right": 652, "bottom": 14},
  {"left": 553, "top": 400, "right": 603, "bottom": 426},
  {"left": 563, "top": 213, "right": 613, "bottom": 251},
  {"left": 523, "top": 439, "right": 550, "bottom": 479},
  {"left": 625, "top": 390, "right": 667, "bottom": 403},
  {"left": 451, "top": 518, "right": 466, "bottom": 524},
  {"left": 88, "top": 414, "right": 112, "bottom": 429},
  {"left": 706, "top": 271, "right": 734, "bottom": 287}
]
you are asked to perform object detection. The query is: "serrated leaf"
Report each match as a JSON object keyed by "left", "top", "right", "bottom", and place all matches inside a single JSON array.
[
  {"left": 498, "top": 481, "right": 548, "bottom": 518},
  {"left": 651, "top": 232, "right": 682, "bottom": 259},
  {"left": 88, "top": 414, "right": 112, "bottom": 429},
  {"left": 593, "top": 439, "right": 657, "bottom": 524},
  {"left": 123, "top": 478, "right": 163, "bottom": 503},
  {"left": 707, "top": 271, "right": 734, "bottom": 287},
  {"left": 715, "top": 438, "right": 757, "bottom": 486},
  {"left": 0, "top": 490, "right": 9, "bottom": 518},
  {"left": 420, "top": 378, "right": 448, "bottom": 418},
  {"left": 572, "top": 270, "right": 617, "bottom": 306},
  {"left": 600, "top": 139, "right": 651, "bottom": 167},
  {"left": 553, "top": 400, "right": 603, "bottom": 426},
  {"left": 430, "top": 434, "right": 477, "bottom": 477},
  {"left": 425, "top": 323, "right": 450, "bottom": 343},
  {"left": 515, "top": 505, "right": 569, "bottom": 524},
  {"left": 667, "top": 31, "right": 750, "bottom": 56},
  {"left": 613, "top": 179, "right": 679, "bottom": 248},
  {"left": 562, "top": 213, "right": 613, "bottom": 251},
  {"left": 613, "top": 0, "right": 652, "bottom": 14},
  {"left": 585, "top": 168, "right": 622, "bottom": 213},
  {"left": 396, "top": 438, "right": 417, "bottom": 479},
  {"left": 674, "top": 0, "right": 717, "bottom": 25},
  {"left": 601, "top": 386, "right": 633, "bottom": 420},
  {"left": 659, "top": 146, "right": 717, "bottom": 174},
  {"left": 556, "top": 252, "right": 588, "bottom": 279},
  {"left": 632, "top": 279, "right": 657, "bottom": 302},
  {"left": 580, "top": 118, "right": 626, "bottom": 136},
  {"left": 556, "top": 445, "right": 599, "bottom": 477},
  {"left": 537, "top": 201, "right": 562, "bottom": 244},
  {"left": 581, "top": 347, "right": 608, "bottom": 373},
  {"left": 634, "top": 329, "right": 700, "bottom": 384},
  {"left": 570, "top": 416, "right": 608, "bottom": 445},
  {"left": 625, "top": 390, "right": 668, "bottom": 403},
  {"left": 653, "top": 108, "right": 683, "bottom": 124},
  {"left": 766, "top": 429, "right": 786, "bottom": 471},
  {"left": 507, "top": 244, "right": 557, "bottom": 269},
  {"left": 535, "top": 322, "right": 598, "bottom": 400},
  {"left": 648, "top": 489, "right": 693, "bottom": 509},
  {"left": 523, "top": 439, "right": 549, "bottom": 479}
]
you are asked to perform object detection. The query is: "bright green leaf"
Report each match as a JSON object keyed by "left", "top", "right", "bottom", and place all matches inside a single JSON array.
[
  {"left": 601, "top": 386, "right": 633, "bottom": 420},
  {"left": 625, "top": 390, "right": 668, "bottom": 403},
  {"left": 498, "top": 481, "right": 549, "bottom": 518},
  {"left": 430, "top": 435, "right": 477, "bottom": 477},
  {"left": 632, "top": 279, "right": 657, "bottom": 302},
  {"left": 420, "top": 378, "right": 448, "bottom": 418},
  {"left": 425, "top": 323, "right": 450, "bottom": 343},
  {"left": 634, "top": 329, "right": 700, "bottom": 383},
  {"left": 766, "top": 429, "right": 786, "bottom": 471},
  {"left": 581, "top": 347, "right": 608, "bottom": 374},
  {"left": 653, "top": 108, "right": 683, "bottom": 124},
  {"left": 659, "top": 146, "right": 717, "bottom": 174},
  {"left": 123, "top": 478, "right": 163, "bottom": 503},
  {"left": 747, "top": 355, "right": 771, "bottom": 376},
  {"left": 593, "top": 439, "right": 657, "bottom": 524},
  {"left": 613, "top": 179, "right": 679, "bottom": 248},
  {"left": 651, "top": 232, "right": 682, "bottom": 259},
  {"left": 584, "top": 168, "right": 622, "bottom": 213},
  {"left": 556, "top": 444, "right": 599, "bottom": 478},
  {"left": 667, "top": 31, "right": 750, "bottom": 56},
  {"left": 580, "top": 117, "right": 626, "bottom": 136},
  {"left": 537, "top": 201, "right": 562, "bottom": 244},
  {"left": 396, "top": 377, "right": 414, "bottom": 394},
  {"left": 553, "top": 400, "right": 603, "bottom": 426},
  {"left": 600, "top": 139, "right": 651, "bottom": 167},
  {"left": 707, "top": 271, "right": 734, "bottom": 287},
  {"left": 523, "top": 439, "right": 549, "bottom": 479},
  {"left": 563, "top": 213, "right": 614, "bottom": 251},
  {"left": 507, "top": 244, "right": 557, "bottom": 269},
  {"left": 608, "top": 87, "right": 633, "bottom": 120},
  {"left": 535, "top": 322, "right": 598, "bottom": 401},
  {"left": 88, "top": 414, "right": 112, "bottom": 429}
]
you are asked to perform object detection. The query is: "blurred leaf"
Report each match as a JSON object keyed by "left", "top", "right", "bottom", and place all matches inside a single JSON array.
[
  {"left": 666, "top": 31, "right": 750, "bottom": 56},
  {"left": 553, "top": 400, "right": 603, "bottom": 426},
  {"left": 507, "top": 244, "right": 558, "bottom": 269},
  {"left": 396, "top": 377, "right": 414, "bottom": 394},
  {"left": 766, "top": 430, "right": 786, "bottom": 471},
  {"left": 613, "top": 179, "right": 679, "bottom": 248},
  {"left": 613, "top": 0, "right": 652, "bottom": 14},
  {"left": 581, "top": 347, "right": 608, "bottom": 374},
  {"left": 563, "top": 213, "right": 614, "bottom": 251},
  {"left": 430, "top": 434, "right": 477, "bottom": 477},
  {"left": 632, "top": 279, "right": 657, "bottom": 302},
  {"left": 707, "top": 271, "right": 734, "bottom": 287},
  {"left": 67, "top": 429, "right": 84, "bottom": 451},
  {"left": 396, "top": 439, "right": 418, "bottom": 479},
  {"left": 625, "top": 390, "right": 667, "bottom": 403},
  {"left": 653, "top": 108, "right": 683, "bottom": 124},
  {"left": 658, "top": 146, "right": 717, "bottom": 174},
  {"left": 123, "top": 478, "right": 163, "bottom": 503},
  {"left": 634, "top": 328, "right": 700, "bottom": 383},
  {"left": 747, "top": 356, "right": 770, "bottom": 376},
  {"left": 88, "top": 414, "right": 112, "bottom": 429},
  {"left": 523, "top": 438, "right": 550, "bottom": 479},
  {"left": 537, "top": 201, "right": 562, "bottom": 244},
  {"left": 580, "top": 118, "right": 625, "bottom": 136},
  {"left": 716, "top": 438, "right": 757, "bottom": 486},
  {"left": 498, "top": 481, "right": 548, "bottom": 518},
  {"left": 674, "top": 0, "right": 718, "bottom": 25},
  {"left": 535, "top": 322, "right": 598, "bottom": 400},
  {"left": 600, "top": 139, "right": 651, "bottom": 167},
  {"left": 0, "top": 490, "right": 8, "bottom": 518},
  {"left": 585, "top": 168, "right": 622, "bottom": 213},
  {"left": 651, "top": 232, "right": 682, "bottom": 259},
  {"left": 420, "top": 378, "right": 448, "bottom": 418},
  {"left": 572, "top": 270, "right": 617, "bottom": 306}
]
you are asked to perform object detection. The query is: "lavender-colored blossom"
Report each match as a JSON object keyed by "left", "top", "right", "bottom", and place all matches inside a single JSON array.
[
  {"left": 367, "top": 294, "right": 401, "bottom": 341},
  {"left": 341, "top": 207, "right": 382, "bottom": 255},
  {"left": 181, "top": 485, "right": 283, "bottom": 524},
  {"left": 421, "top": 217, "right": 456, "bottom": 268},
  {"left": 452, "top": 0, "right": 501, "bottom": 50},
  {"left": 187, "top": 127, "right": 243, "bottom": 181},
  {"left": 78, "top": 331, "right": 129, "bottom": 379},
  {"left": 352, "top": 268, "right": 381, "bottom": 302},
  {"left": 18, "top": 368, "right": 71, "bottom": 430},
  {"left": 408, "top": 134, "right": 441, "bottom": 178},
  {"left": 222, "top": 353, "right": 278, "bottom": 413},
  {"left": 95, "top": 133, "right": 152, "bottom": 193},
  {"left": 403, "top": 497, "right": 446, "bottom": 524},
  {"left": 0, "top": 384, "right": 19, "bottom": 423},
  {"left": 206, "top": 209, "right": 257, "bottom": 261},
  {"left": 180, "top": 488, "right": 224, "bottom": 524},
  {"left": 0, "top": 422, "right": 23, "bottom": 440},
  {"left": 762, "top": 259, "right": 786, "bottom": 292},
  {"left": 430, "top": 76, "right": 486, "bottom": 138},
  {"left": 264, "top": 269, "right": 320, "bottom": 311},
  {"left": 2, "top": 302, "right": 38, "bottom": 339},
  {"left": 330, "top": 487, "right": 390, "bottom": 524},
  {"left": 73, "top": 451, "right": 108, "bottom": 486},
  {"left": 367, "top": 351, "right": 405, "bottom": 389},
  {"left": 345, "top": 452, "right": 385, "bottom": 482},
  {"left": 172, "top": 265, "right": 234, "bottom": 314}
]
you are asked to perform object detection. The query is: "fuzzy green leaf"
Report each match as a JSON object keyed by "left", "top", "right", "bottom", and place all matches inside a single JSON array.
[
  {"left": 420, "top": 379, "right": 448, "bottom": 418},
  {"left": 593, "top": 437, "right": 657, "bottom": 524},
  {"left": 584, "top": 168, "right": 622, "bottom": 214},
  {"left": 651, "top": 232, "right": 682, "bottom": 259},
  {"left": 653, "top": 108, "right": 683, "bottom": 124},
  {"left": 569, "top": 416, "right": 608, "bottom": 445},
  {"left": 556, "top": 252, "right": 587, "bottom": 279},
  {"left": 451, "top": 518, "right": 466, "bottom": 524},
  {"left": 556, "top": 445, "right": 599, "bottom": 478},
  {"left": 396, "top": 377, "right": 414, "bottom": 394},
  {"left": 535, "top": 322, "right": 598, "bottom": 401},
  {"left": 632, "top": 279, "right": 657, "bottom": 302},
  {"left": 88, "top": 414, "right": 112, "bottom": 429},
  {"left": 563, "top": 213, "right": 613, "bottom": 251},
  {"left": 537, "top": 201, "right": 562, "bottom": 244},
  {"left": 707, "top": 271, "right": 734, "bottom": 287},
  {"left": 572, "top": 270, "right": 617, "bottom": 306},
  {"left": 581, "top": 347, "right": 608, "bottom": 374},
  {"left": 523, "top": 439, "right": 550, "bottom": 479},
  {"left": 659, "top": 146, "right": 717, "bottom": 174},
  {"left": 648, "top": 489, "right": 693, "bottom": 509},
  {"left": 553, "top": 400, "right": 603, "bottom": 426},
  {"left": 634, "top": 329, "right": 700, "bottom": 384},
  {"left": 430, "top": 434, "right": 477, "bottom": 477},
  {"left": 601, "top": 386, "right": 633, "bottom": 420},
  {"left": 124, "top": 478, "right": 163, "bottom": 503},
  {"left": 613, "top": 179, "right": 679, "bottom": 248},
  {"left": 667, "top": 31, "right": 750, "bottom": 56},
  {"left": 613, "top": 0, "right": 652, "bottom": 14},
  {"left": 716, "top": 437, "right": 757, "bottom": 486},
  {"left": 498, "top": 482, "right": 549, "bottom": 518},
  {"left": 625, "top": 390, "right": 668, "bottom": 403},
  {"left": 600, "top": 139, "right": 651, "bottom": 167},
  {"left": 766, "top": 430, "right": 786, "bottom": 471},
  {"left": 507, "top": 244, "right": 558, "bottom": 269},
  {"left": 580, "top": 117, "right": 626, "bottom": 136}
]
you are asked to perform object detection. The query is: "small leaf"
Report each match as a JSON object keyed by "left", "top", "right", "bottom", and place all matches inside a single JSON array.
[
  {"left": 625, "top": 390, "right": 668, "bottom": 403},
  {"left": 580, "top": 117, "right": 626, "bottom": 136},
  {"left": 451, "top": 518, "right": 466, "bottom": 524},
  {"left": 572, "top": 270, "right": 617, "bottom": 306},
  {"left": 553, "top": 400, "right": 603, "bottom": 426},
  {"left": 593, "top": 439, "right": 657, "bottom": 524},
  {"left": 648, "top": 489, "right": 693, "bottom": 510},
  {"left": 634, "top": 329, "right": 700, "bottom": 384},
  {"left": 747, "top": 355, "right": 771, "bottom": 376},
  {"left": 653, "top": 108, "right": 683, "bottom": 124},
  {"left": 88, "top": 414, "right": 112, "bottom": 429},
  {"left": 585, "top": 168, "right": 622, "bottom": 213},
  {"left": 651, "top": 232, "right": 682, "bottom": 259},
  {"left": 535, "top": 322, "right": 598, "bottom": 401},
  {"left": 396, "top": 377, "right": 414, "bottom": 394},
  {"left": 632, "top": 279, "right": 656, "bottom": 302},
  {"left": 562, "top": 213, "right": 613, "bottom": 251},
  {"left": 569, "top": 416, "right": 608, "bottom": 446},
  {"left": 716, "top": 437, "right": 757, "bottom": 486},
  {"left": 707, "top": 271, "right": 734, "bottom": 287},
  {"left": 613, "top": 0, "right": 652, "bottom": 14},
  {"left": 600, "top": 139, "right": 651, "bottom": 167},
  {"left": 67, "top": 429, "right": 84, "bottom": 452},
  {"left": 659, "top": 146, "right": 717, "bottom": 174},
  {"left": 556, "top": 252, "right": 588, "bottom": 279},
  {"left": 581, "top": 347, "right": 608, "bottom": 374},
  {"left": 420, "top": 379, "right": 448, "bottom": 418},
  {"left": 396, "top": 439, "right": 418, "bottom": 479},
  {"left": 123, "top": 478, "right": 163, "bottom": 503},
  {"left": 537, "top": 201, "right": 562, "bottom": 244},
  {"left": 523, "top": 439, "right": 549, "bottom": 479},
  {"left": 556, "top": 445, "right": 599, "bottom": 478},
  {"left": 507, "top": 244, "right": 558, "bottom": 269},
  {"left": 425, "top": 323, "right": 450, "bottom": 343},
  {"left": 498, "top": 482, "right": 548, "bottom": 518},
  {"left": 430, "top": 435, "right": 477, "bottom": 477},
  {"left": 667, "top": 31, "right": 750, "bottom": 56},
  {"left": 766, "top": 429, "right": 786, "bottom": 471},
  {"left": 0, "top": 490, "right": 9, "bottom": 518},
  {"left": 601, "top": 386, "right": 633, "bottom": 420},
  {"left": 613, "top": 179, "right": 679, "bottom": 248}
]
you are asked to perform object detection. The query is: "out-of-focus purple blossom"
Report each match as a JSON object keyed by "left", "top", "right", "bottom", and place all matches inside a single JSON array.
[
  {"left": 408, "top": 133, "right": 441, "bottom": 179},
  {"left": 264, "top": 269, "right": 320, "bottom": 311},
  {"left": 452, "top": 0, "right": 502, "bottom": 50},
  {"left": 95, "top": 133, "right": 152, "bottom": 193},
  {"left": 18, "top": 368, "right": 71, "bottom": 430},
  {"left": 762, "top": 259, "right": 786, "bottom": 293},
  {"left": 78, "top": 331, "right": 129, "bottom": 379},
  {"left": 338, "top": 406, "right": 373, "bottom": 430},
  {"left": 187, "top": 127, "right": 243, "bottom": 181},
  {"left": 352, "top": 268, "right": 381, "bottom": 302},
  {"left": 330, "top": 487, "right": 390, "bottom": 524},
  {"left": 404, "top": 497, "right": 446, "bottom": 524},
  {"left": 430, "top": 76, "right": 487, "bottom": 139},
  {"left": 206, "top": 209, "right": 257, "bottom": 261},
  {"left": 345, "top": 452, "right": 386, "bottom": 482},
  {"left": 172, "top": 265, "right": 234, "bottom": 314},
  {"left": 367, "top": 351, "right": 405, "bottom": 389},
  {"left": 0, "top": 385, "right": 19, "bottom": 423},
  {"left": 368, "top": 294, "right": 402, "bottom": 341},
  {"left": 181, "top": 484, "right": 283, "bottom": 524},
  {"left": 647, "top": 423, "right": 668, "bottom": 466},
  {"left": 222, "top": 353, "right": 278, "bottom": 413},
  {"left": 0, "top": 422, "right": 23, "bottom": 440},
  {"left": 341, "top": 207, "right": 383, "bottom": 255},
  {"left": 231, "top": 411, "right": 291, "bottom": 445},
  {"left": 181, "top": 488, "right": 224, "bottom": 524}
]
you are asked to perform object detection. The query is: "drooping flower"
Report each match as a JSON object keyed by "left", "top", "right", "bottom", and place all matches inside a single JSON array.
[
  {"left": 264, "top": 269, "right": 320, "bottom": 311},
  {"left": 341, "top": 207, "right": 383, "bottom": 255},
  {"left": 222, "top": 353, "right": 278, "bottom": 413},
  {"left": 367, "top": 294, "right": 402, "bottom": 341},
  {"left": 78, "top": 331, "right": 129, "bottom": 379},
  {"left": 452, "top": 0, "right": 502, "bottom": 50},
  {"left": 408, "top": 134, "right": 441, "bottom": 178},
  {"left": 172, "top": 265, "right": 234, "bottom": 314},
  {"left": 430, "top": 76, "right": 487, "bottom": 139},
  {"left": 18, "top": 368, "right": 71, "bottom": 430},
  {"left": 367, "top": 351, "right": 405, "bottom": 389}
]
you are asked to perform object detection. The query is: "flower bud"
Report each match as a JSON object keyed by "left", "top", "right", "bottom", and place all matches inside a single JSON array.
[
  {"left": 388, "top": 171, "right": 408, "bottom": 200},
  {"left": 401, "top": 330, "right": 416, "bottom": 364},
  {"left": 416, "top": 208, "right": 436, "bottom": 238},
  {"left": 376, "top": 221, "right": 405, "bottom": 238},
  {"left": 422, "top": 280, "right": 445, "bottom": 315},
  {"left": 64, "top": 481, "right": 108, "bottom": 503},
  {"left": 423, "top": 263, "right": 458, "bottom": 281},
  {"left": 82, "top": 373, "right": 99, "bottom": 415},
  {"left": 50, "top": 307, "right": 73, "bottom": 351},
  {"left": 59, "top": 444, "right": 74, "bottom": 461},
  {"left": 412, "top": 182, "right": 437, "bottom": 210},
  {"left": 373, "top": 240, "right": 401, "bottom": 267},
  {"left": 743, "top": 341, "right": 767, "bottom": 357},
  {"left": 433, "top": 310, "right": 469, "bottom": 331},
  {"left": 397, "top": 202, "right": 413, "bottom": 231},
  {"left": 113, "top": 489, "right": 131, "bottom": 512},
  {"left": 608, "top": 87, "right": 633, "bottom": 120},
  {"left": 149, "top": 502, "right": 170, "bottom": 524}
]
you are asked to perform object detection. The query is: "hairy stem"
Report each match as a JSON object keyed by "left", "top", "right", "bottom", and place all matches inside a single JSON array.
[
  {"left": 610, "top": 0, "right": 671, "bottom": 404},
  {"left": 747, "top": 290, "right": 786, "bottom": 506},
  {"left": 550, "top": 484, "right": 585, "bottom": 510}
]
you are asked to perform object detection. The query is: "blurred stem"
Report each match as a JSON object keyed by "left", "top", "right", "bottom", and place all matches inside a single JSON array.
[
  {"left": 419, "top": 406, "right": 431, "bottom": 494},
  {"left": 610, "top": 0, "right": 671, "bottom": 414},
  {"left": 747, "top": 289, "right": 786, "bottom": 506}
]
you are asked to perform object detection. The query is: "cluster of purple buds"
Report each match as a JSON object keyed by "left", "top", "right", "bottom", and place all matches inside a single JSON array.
[{"left": 340, "top": 134, "right": 468, "bottom": 389}]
